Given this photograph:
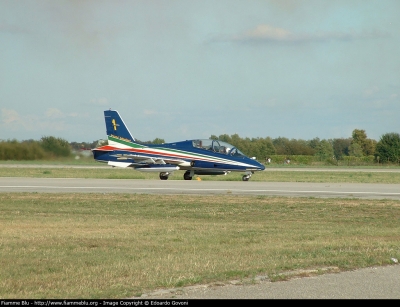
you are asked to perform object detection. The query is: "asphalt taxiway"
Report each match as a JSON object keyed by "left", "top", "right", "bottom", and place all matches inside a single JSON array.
[{"left": 1, "top": 177, "right": 400, "bottom": 200}]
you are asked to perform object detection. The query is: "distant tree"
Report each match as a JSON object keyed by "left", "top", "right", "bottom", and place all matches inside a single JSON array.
[
  {"left": 259, "top": 137, "right": 276, "bottom": 157},
  {"left": 348, "top": 143, "right": 364, "bottom": 157},
  {"left": 291, "top": 139, "right": 315, "bottom": 155},
  {"left": 352, "top": 129, "right": 367, "bottom": 146},
  {"left": 136, "top": 138, "right": 165, "bottom": 144},
  {"left": 40, "top": 136, "right": 71, "bottom": 157},
  {"left": 245, "top": 137, "right": 276, "bottom": 160},
  {"left": 230, "top": 133, "right": 242, "bottom": 144},
  {"left": 271, "top": 138, "right": 314, "bottom": 155},
  {"left": 272, "top": 137, "right": 291, "bottom": 155},
  {"left": 314, "top": 139, "right": 334, "bottom": 160},
  {"left": 363, "top": 138, "right": 377, "bottom": 156},
  {"left": 0, "top": 139, "right": 46, "bottom": 160},
  {"left": 152, "top": 138, "right": 165, "bottom": 144},
  {"left": 374, "top": 132, "right": 400, "bottom": 163},
  {"left": 308, "top": 137, "right": 321, "bottom": 150},
  {"left": 332, "top": 138, "right": 351, "bottom": 159},
  {"left": 217, "top": 134, "right": 232, "bottom": 143},
  {"left": 351, "top": 129, "right": 376, "bottom": 156},
  {"left": 209, "top": 134, "right": 276, "bottom": 160}
]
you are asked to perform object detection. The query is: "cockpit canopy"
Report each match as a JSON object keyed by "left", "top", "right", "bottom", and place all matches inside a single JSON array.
[{"left": 192, "top": 139, "right": 246, "bottom": 157}]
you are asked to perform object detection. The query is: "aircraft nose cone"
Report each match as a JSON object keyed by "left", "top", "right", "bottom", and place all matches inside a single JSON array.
[{"left": 254, "top": 161, "right": 265, "bottom": 171}]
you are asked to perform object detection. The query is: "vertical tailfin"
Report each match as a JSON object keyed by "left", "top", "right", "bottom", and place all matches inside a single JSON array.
[{"left": 104, "top": 109, "right": 136, "bottom": 143}]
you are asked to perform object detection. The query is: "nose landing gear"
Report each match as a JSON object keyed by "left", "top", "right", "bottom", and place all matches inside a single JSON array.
[{"left": 242, "top": 171, "right": 253, "bottom": 181}]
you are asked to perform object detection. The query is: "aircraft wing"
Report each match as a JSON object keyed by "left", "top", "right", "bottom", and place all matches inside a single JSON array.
[
  {"left": 109, "top": 154, "right": 183, "bottom": 172},
  {"left": 116, "top": 154, "right": 186, "bottom": 165}
]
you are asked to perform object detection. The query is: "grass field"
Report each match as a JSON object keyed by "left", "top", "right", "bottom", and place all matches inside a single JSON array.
[{"left": 1, "top": 161, "right": 400, "bottom": 299}]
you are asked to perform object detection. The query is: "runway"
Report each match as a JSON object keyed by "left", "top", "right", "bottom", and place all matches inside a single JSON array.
[
  {"left": 1, "top": 177, "right": 400, "bottom": 199},
  {"left": 139, "top": 264, "right": 400, "bottom": 299}
]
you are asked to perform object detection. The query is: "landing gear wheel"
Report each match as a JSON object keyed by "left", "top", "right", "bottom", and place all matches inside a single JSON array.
[
  {"left": 242, "top": 175, "right": 250, "bottom": 181},
  {"left": 184, "top": 171, "right": 193, "bottom": 180},
  {"left": 159, "top": 172, "right": 169, "bottom": 180}
]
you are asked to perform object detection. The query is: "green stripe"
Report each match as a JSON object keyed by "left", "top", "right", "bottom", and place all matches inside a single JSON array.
[{"left": 108, "top": 136, "right": 145, "bottom": 149}]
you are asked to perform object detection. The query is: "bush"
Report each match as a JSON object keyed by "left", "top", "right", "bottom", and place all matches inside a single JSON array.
[
  {"left": 375, "top": 133, "right": 400, "bottom": 164},
  {"left": 0, "top": 140, "right": 46, "bottom": 160},
  {"left": 40, "top": 136, "right": 71, "bottom": 157}
]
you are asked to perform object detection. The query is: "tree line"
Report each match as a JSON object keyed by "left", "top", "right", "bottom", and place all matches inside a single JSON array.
[
  {"left": 208, "top": 129, "right": 400, "bottom": 165},
  {"left": 0, "top": 136, "right": 72, "bottom": 160},
  {"left": 1, "top": 129, "right": 399, "bottom": 164}
]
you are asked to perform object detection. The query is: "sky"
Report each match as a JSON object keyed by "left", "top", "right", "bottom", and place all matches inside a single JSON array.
[{"left": 1, "top": 0, "right": 399, "bottom": 144}]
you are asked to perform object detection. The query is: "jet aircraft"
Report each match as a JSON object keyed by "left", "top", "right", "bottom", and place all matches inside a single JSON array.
[{"left": 92, "top": 109, "right": 265, "bottom": 181}]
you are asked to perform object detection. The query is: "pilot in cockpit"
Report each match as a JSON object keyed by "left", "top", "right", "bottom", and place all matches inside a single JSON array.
[{"left": 220, "top": 146, "right": 231, "bottom": 154}]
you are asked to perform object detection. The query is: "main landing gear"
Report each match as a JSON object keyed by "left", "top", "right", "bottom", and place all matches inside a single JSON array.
[
  {"left": 159, "top": 172, "right": 170, "bottom": 180},
  {"left": 184, "top": 170, "right": 194, "bottom": 180},
  {"left": 160, "top": 171, "right": 194, "bottom": 180}
]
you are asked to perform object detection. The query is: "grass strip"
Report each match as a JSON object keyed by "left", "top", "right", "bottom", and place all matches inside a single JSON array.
[{"left": 1, "top": 193, "right": 399, "bottom": 298}]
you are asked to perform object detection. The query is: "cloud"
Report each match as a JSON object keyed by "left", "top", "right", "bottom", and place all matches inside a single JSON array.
[
  {"left": 211, "top": 24, "right": 388, "bottom": 44},
  {"left": 0, "top": 108, "right": 85, "bottom": 136},
  {"left": 1, "top": 109, "right": 44, "bottom": 133},
  {"left": 45, "top": 108, "right": 65, "bottom": 118},
  {"left": 236, "top": 25, "right": 292, "bottom": 41},
  {"left": 143, "top": 109, "right": 157, "bottom": 116},
  {"left": 1, "top": 108, "right": 21, "bottom": 124},
  {"left": 360, "top": 87, "right": 399, "bottom": 109}
]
